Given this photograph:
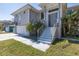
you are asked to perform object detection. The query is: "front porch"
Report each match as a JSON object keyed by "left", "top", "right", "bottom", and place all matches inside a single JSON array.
[{"left": 37, "top": 4, "right": 62, "bottom": 44}]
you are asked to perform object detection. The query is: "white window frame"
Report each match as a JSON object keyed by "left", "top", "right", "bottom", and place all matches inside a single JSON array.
[
  {"left": 48, "top": 10, "right": 59, "bottom": 20},
  {"left": 48, "top": 10, "right": 59, "bottom": 27}
]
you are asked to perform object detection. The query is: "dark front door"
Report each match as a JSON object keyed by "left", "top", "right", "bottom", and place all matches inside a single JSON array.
[
  {"left": 48, "top": 12, "right": 58, "bottom": 27},
  {"left": 9, "top": 26, "right": 14, "bottom": 32}
]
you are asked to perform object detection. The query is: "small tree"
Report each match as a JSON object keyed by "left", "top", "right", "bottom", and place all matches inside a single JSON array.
[
  {"left": 26, "top": 22, "right": 43, "bottom": 36},
  {"left": 62, "top": 10, "right": 79, "bottom": 37},
  {"left": 0, "top": 23, "right": 3, "bottom": 31},
  {"left": 26, "top": 23, "right": 34, "bottom": 33}
]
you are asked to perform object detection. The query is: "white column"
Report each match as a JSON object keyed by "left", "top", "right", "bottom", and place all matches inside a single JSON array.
[
  {"left": 43, "top": 7, "right": 47, "bottom": 26},
  {"left": 44, "top": 7, "right": 48, "bottom": 27},
  {"left": 57, "top": 4, "right": 62, "bottom": 38},
  {"left": 46, "top": 9, "right": 49, "bottom": 27}
]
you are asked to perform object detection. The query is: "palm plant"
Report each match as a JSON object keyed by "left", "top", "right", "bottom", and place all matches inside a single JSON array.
[
  {"left": 62, "top": 10, "right": 79, "bottom": 37},
  {"left": 26, "top": 22, "right": 44, "bottom": 36},
  {"left": 0, "top": 23, "right": 3, "bottom": 31}
]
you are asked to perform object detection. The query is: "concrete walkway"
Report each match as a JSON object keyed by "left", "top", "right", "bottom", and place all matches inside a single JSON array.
[{"left": 0, "top": 33, "right": 50, "bottom": 52}]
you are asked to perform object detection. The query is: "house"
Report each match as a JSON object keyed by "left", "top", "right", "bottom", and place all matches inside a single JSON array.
[
  {"left": 11, "top": 4, "right": 41, "bottom": 36},
  {"left": 11, "top": 3, "right": 67, "bottom": 44},
  {"left": 67, "top": 5, "right": 79, "bottom": 14},
  {"left": 68, "top": 5, "right": 79, "bottom": 11},
  {"left": 4, "top": 20, "right": 15, "bottom": 32},
  {"left": 0, "top": 20, "right": 15, "bottom": 32}
]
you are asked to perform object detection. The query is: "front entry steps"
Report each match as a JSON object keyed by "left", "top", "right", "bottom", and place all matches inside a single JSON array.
[{"left": 38, "top": 27, "right": 56, "bottom": 44}]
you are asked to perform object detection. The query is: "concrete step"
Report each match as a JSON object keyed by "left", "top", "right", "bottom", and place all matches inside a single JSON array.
[
  {"left": 38, "top": 27, "right": 56, "bottom": 44},
  {"left": 39, "top": 37, "right": 52, "bottom": 40},
  {"left": 38, "top": 39, "right": 52, "bottom": 42},
  {"left": 38, "top": 40, "right": 52, "bottom": 44}
]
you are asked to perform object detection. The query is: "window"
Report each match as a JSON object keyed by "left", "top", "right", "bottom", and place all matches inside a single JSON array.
[
  {"left": 41, "top": 12, "right": 44, "bottom": 19},
  {"left": 49, "top": 8, "right": 59, "bottom": 13},
  {"left": 24, "top": 11, "right": 25, "bottom": 14},
  {"left": 48, "top": 13, "right": 58, "bottom": 27}
]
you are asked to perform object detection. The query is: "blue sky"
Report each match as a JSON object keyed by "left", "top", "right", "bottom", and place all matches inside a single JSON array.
[
  {"left": 0, "top": 3, "right": 79, "bottom": 20},
  {"left": 67, "top": 3, "right": 79, "bottom": 7}
]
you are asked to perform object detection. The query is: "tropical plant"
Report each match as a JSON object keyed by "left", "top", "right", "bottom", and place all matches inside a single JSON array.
[
  {"left": 0, "top": 23, "right": 3, "bottom": 31},
  {"left": 26, "top": 22, "right": 34, "bottom": 32},
  {"left": 33, "top": 22, "right": 43, "bottom": 30},
  {"left": 62, "top": 10, "right": 79, "bottom": 37},
  {"left": 26, "top": 22, "right": 44, "bottom": 36}
]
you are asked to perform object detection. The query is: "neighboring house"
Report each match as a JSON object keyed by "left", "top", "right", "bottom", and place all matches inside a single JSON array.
[
  {"left": 0, "top": 20, "right": 15, "bottom": 32},
  {"left": 5, "top": 21, "right": 15, "bottom": 33},
  {"left": 67, "top": 5, "right": 79, "bottom": 14},
  {"left": 11, "top": 3, "right": 67, "bottom": 44}
]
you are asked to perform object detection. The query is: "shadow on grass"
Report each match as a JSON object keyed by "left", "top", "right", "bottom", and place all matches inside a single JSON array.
[
  {"left": 15, "top": 34, "right": 38, "bottom": 42},
  {"left": 68, "top": 40, "right": 79, "bottom": 44},
  {"left": 52, "top": 39, "right": 65, "bottom": 45}
]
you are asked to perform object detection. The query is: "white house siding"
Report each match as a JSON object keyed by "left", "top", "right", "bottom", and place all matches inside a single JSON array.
[
  {"left": 30, "top": 9, "right": 40, "bottom": 24},
  {"left": 16, "top": 26, "right": 29, "bottom": 36},
  {"left": 14, "top": 9, "right": 30, "bottom": 36},
  {"left": 15, "top": 9, "right": 29, "bottom": 26},
  {"left": 14, "top": 14, "right": 19, "bottom": 25},
  {"left": 15, "top": 9, "right": 40, "bottom": 36}
]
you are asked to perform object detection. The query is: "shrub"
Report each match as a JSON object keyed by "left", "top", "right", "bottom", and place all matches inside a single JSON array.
[
  {"left": 26, "top": 23, "right": 34, "bottom": 32},
  {"left": 0, "top": 23, "right": 3, "bottom": 31},
  {"left": 26, "top": 22, "right": 44, "bottom": 36},
  {"left": 33, "top": 22, "right": 43, "bottom": 30},
  {"left": 62, "top": 10, "right": 79, "bottom": 37}
]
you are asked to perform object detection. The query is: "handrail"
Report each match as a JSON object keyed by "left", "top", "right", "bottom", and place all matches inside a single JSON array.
[
  {"left": 37, "top": 19, "right": 58, "bottom": 38},
  {"left": 53, "top": 19, "right": 59, "bottom": 27},
  {"left": 53, "top": 20, "right": 59, "bottom": 38}
]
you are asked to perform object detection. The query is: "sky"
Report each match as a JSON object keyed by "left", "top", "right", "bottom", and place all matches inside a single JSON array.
[{"left": 0, "top": 3, "right": 79, "bottom": 20}]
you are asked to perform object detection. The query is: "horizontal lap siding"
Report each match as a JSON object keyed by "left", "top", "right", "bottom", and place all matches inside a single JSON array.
[
  {"left": 30, "top": 9, "right": 40, "bottom": 24},
  {"left": 14, "top": 9, "right": 29, "bottom": 26},
  {"left": 16, "top": 26, "right": 29, "bottom": 36},
  {"left": 14, "top": 9, "right": 30, "bottom": 36}
]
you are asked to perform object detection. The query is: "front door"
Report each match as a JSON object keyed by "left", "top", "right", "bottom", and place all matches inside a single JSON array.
[
  {"left": 48, "top": 11, "right": 58, "bottom": 27},
  {"left": 9, "top": 26, "right": 14, "bottom": 32}
]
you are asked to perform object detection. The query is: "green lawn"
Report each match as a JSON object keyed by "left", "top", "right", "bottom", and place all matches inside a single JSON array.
[{"left": 0, "top": 39, "right": 79, "bottom": 56}]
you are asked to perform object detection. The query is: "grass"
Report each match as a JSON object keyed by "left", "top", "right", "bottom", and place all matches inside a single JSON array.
[{"left": 1, "top": 39, "right": 79, "bottom": 55}]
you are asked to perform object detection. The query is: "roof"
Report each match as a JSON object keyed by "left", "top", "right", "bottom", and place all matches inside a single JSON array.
[
  {"left": 11, "top": 4, "right": 41, "bottom": 16},
  {"left": 68, "top": 5, "right": 79, "bottom": 11},
  {"left": 0, "top": 20, "right": 14, "bottom": 25}
]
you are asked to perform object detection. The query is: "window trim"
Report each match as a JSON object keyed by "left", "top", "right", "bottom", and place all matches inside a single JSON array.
[{"left": 48, "top": 8, "right": 59, "bottom": 13}]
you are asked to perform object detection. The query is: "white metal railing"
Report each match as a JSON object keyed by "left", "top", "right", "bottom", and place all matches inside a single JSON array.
[
  {"left": 49, "top": 20, "right": 58, "bottom": 40},
  {"left": 53, "top": 20, "right": 58, "bottom": 27},
  {"left": 37, "top": 18, "right": 59, "bottom": 37}
]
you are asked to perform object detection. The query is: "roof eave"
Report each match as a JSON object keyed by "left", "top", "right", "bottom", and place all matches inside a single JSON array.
[{"left": 11, "top": 4, "right": 32, "bottom": 16}]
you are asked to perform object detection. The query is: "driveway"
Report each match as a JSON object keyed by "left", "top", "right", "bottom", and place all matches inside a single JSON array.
[{"left": 0, "top": 33, "right": 50, "bottom": 52}]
